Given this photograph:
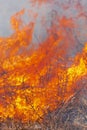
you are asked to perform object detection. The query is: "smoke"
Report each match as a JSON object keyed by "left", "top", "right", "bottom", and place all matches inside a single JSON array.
[
  {"left": 0, "top": 0, "right": 52, "bottom": 37},
  {"left": 0, "top": 0, "right": 87, "bottom": 44}
]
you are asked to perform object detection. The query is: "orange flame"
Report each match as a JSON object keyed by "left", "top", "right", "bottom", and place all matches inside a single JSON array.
[{"left": 0, "top": 3, "right": 87, "bottom": 123}]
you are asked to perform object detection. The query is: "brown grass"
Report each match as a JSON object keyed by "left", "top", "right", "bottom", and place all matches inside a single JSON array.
[{"left": 0, "top": 85, "right": 87, "bottom": 130}]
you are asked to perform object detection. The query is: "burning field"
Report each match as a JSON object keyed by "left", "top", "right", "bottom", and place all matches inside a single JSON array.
[{"left": 0, "top": 0, "right": 87, "bottom": 130}]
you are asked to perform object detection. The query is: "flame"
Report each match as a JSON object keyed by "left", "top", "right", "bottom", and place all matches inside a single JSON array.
[
  {"left": 30, "top": 0, "right": 51, "bottom": 4},
  {"left": 0, "top": 2, "right": 87, "bottom": 123}
]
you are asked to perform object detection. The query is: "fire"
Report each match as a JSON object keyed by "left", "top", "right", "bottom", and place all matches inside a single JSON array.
[
  {"left": 0, "top": 2, "right": 87, "bottom": 123},
  {"left": 30, "top": 0, "right": 51, "bottom": 4}
]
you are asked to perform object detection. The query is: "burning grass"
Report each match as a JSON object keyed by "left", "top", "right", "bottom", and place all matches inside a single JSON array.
[
  {"left": 0, "top": 84, "right": 87, "bottom": 130},
  {"left": 0, "top": 0, "right": 87, "bottom": 129}
]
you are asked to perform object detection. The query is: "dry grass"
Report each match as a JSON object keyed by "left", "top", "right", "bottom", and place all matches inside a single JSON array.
[{"left": 0, "top": 85, "right": 87, "bottom": 130}]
